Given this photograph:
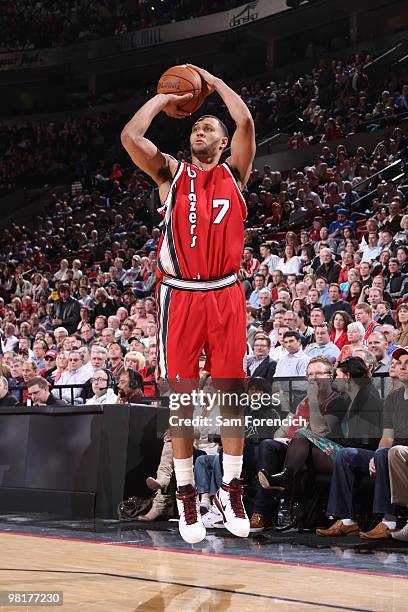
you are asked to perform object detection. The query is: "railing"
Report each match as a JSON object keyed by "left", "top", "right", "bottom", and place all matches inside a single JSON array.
[
  {"left": 353, "top": 158, "right": 404, "bottom": 194},
  {"left": 8, "top": 381, "right": 158, "bottom": 406},
  {"left": 7, "top": 374, "right": 391, "bottom": 412}
]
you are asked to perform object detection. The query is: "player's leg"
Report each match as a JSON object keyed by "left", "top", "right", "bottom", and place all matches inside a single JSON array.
[
  {"left": 157, "top": 283, "right": 206, "bottom": 543},
  {"left": 206, "top": 283, "right": 250, "bottom": 537}
]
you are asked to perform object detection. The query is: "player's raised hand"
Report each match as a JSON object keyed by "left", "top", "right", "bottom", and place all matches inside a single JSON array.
[
  {"left": 161, "top": 92, "right": 193, "bottom": 119},
  {"left": 186, "top": 64, "right": 218, "bottom": 95}
]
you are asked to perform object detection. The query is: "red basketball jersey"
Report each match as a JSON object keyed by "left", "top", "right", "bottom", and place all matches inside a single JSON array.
[{"left": 157, "top": 162, "right": 247, "bottom": 280}]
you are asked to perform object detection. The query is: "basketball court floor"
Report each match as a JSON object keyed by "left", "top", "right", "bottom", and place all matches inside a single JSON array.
[{"left": 0, "top": 515, "right": 407, "bottom": 611}]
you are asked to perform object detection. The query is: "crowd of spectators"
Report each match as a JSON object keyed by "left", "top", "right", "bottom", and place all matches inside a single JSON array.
[
  {"left": 243, "top": 52, "right": 408, "bottom": 142},
  {"left": 2, "top": 48, "right": 408, "bottom": 197},
  {"left": 1, "top": 39, "right": 408, "bottom": 535},
  {"left": 0, "top": 0, "right": 243, "bottom": 52}
]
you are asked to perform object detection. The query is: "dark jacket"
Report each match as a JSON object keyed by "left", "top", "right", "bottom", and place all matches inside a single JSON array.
[
  {"left": 92, "top": 300, "right": 117, "bottom": 321},
  {"left": 315, "top": 260, "right": 341, "bottom": 283},
  {"left": 43, "top": 394, "right": 68, "bottom": 406},
  {"left": 340, "top": 383, "right": 383, "bottom": 449},
  {"left": 386, "top": 272, "right": 406, "bottom": 298},
  {"left": 53, "top": 297, "right": 81, "bottom": 334},
  {"left": 323, "top": 300, "right": 353, "bottom": 321},
  {"left": 247, "top": 356, "right": 277, "bottom": 382},
  {"left": 0, "top": 393, "right": 18, "bottom": 406}
]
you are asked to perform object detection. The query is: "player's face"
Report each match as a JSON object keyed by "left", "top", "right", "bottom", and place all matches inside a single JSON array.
[{"left": 190, "top": 118, "right": 227, "bottom": 158}]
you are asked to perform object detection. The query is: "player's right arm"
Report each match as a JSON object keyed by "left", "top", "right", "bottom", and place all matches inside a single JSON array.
[{"left": 121, "top": 93, "right": 192, "bottom": 186}]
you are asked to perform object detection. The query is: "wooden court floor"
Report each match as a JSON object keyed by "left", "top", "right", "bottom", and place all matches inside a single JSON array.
[{"left": 0, "top": 532, "right": 407, "bottom": 611}]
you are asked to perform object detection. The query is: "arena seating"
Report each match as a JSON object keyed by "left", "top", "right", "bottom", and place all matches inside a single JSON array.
[{"left": 1, "top": 28, "right": 408, "bottom": 534}]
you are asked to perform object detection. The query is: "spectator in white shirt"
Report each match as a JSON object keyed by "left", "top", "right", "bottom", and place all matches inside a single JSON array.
[
  {"left": 142, "top": 321, "right": 157, "bottom": 349},
  {"left": 269, "top": 326, "right": 289, "bottom": 361},
  {"left": 274, "top": 331, "right": 311, "bottom": 410},
  {"left": 276, "top": 245, "right": 301, "bottom": 276},
  {"left": 352, "top": 164, "right": 369, "bottom": 188},
  {"left": 259, "top": 242, "right": 280, "bottom": 275},
  {"left": 85, "top": 369, "right": 118, "bottom": 405},
  {"left": 72, "top": 259, "right": 83, "bottom": 281},
  {"left": 2, "top": 323, "right": 18, "bottom": 353},
  {"left": 53, "top": 259, "right": 70, "bottom": 282},
  {"left": 275, "top": 331, "right": 311, "bottom": 379},
  {"left": 54, "top": 350, "right": 90, "bottom": 402},
  {"left": 360, "top": 232, "right": 382, "bottom": 263}
]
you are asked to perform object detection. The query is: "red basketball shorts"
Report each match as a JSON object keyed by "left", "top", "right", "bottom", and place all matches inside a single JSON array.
[{"left": 156, "top": 277, "right": 246, "bottom": 382}]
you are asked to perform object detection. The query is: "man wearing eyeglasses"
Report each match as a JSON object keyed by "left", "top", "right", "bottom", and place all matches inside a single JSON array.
[
  {"left": 247, "top": 335, "right": 276, "bottom": 382},
  {"left": 53, "top": 350, "right": 89, "bottom": 402},
  {"left": 28, "top": 376, "right": 67, "bottom": 406},
  {"left": 85, "top": 369, "right": 117, "bottom": 405}
]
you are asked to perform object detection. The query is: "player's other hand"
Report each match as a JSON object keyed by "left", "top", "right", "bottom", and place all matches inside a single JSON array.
[
  {"left": 186, "top": 64, "right": 218, "bottom": 95},
  {"left": 161, "top": 93, "right": 193, "bottom": 119}
]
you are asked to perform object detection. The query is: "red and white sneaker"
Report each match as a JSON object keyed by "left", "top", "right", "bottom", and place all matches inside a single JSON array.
[
  {"left": 176, "top": 484, "right": 206, "bottom": 544},
  {"left": 214, "top": 478, "right": 250, "bottom": 538}
]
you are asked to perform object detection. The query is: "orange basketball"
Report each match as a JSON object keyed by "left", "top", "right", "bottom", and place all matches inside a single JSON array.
[{"left": 157, "top": 65, "right": 205, "bottom": 114}]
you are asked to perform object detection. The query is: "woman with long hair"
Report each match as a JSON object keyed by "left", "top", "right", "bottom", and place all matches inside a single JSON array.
[
  {"left": 395, "top": 303, "right": 408, "bottom": 347},
  {"left": 337, "top": 227, "right": 358, "bottom": 254},
  {"left": 291, "top": 298, "right": 308, "bottom": 315},
  {"left": 300, "top": 243, "right": 315, "bottom": 275},
  {"left": 329, "top": 310, "right": 353, "bottom": 350},
  {"left": 53, "top": 351, "right": 69, "bottom": 383},
  {"left": 285, "top": 231, "right": 299, "bottom": 250},
  {"left": 276, "top": 244, "right": 301, "bottom": 276},
  {"left": 374, "top": 250, "right": 391, "bottom": 280},
  {"left": 345, "top": 280, "right": 363, "bottom": 313}
]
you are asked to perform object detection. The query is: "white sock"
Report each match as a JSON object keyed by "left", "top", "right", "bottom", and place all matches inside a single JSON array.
[
  {"left": 222, "top": 453, "right": 243, "bottom": 484},
  {"left": 382, "top": 519, "right": 397, "bottom": 530},
  {"left": 341, "top": 519, "right": 357, "bottom": 526},
  {"left": 173, "top": 457, "right": 194, "bottom": 488}
]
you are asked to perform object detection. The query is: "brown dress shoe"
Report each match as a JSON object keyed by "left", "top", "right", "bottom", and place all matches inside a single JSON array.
[
  {"left": 316, "top": 519, "right": 359, "bottom": 537},
  {"left": 359, "top": 522, "right": 391, "bottom": 540},
  {"left": 249, "top": 513, "right": 268, "bottom": 533}
]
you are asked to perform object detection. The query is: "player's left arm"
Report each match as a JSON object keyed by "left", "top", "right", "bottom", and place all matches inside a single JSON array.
[{"left": 187, "top": 65, "right": 256, "bottom": 188}]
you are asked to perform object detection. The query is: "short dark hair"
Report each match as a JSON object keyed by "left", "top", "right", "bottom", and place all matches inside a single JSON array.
[
  {"left": 195, "top": 115, "right": 229, "bottom": 138},
  {"left": 247, "top": 377, "right": 272, "bottom": 394},
  {"left": 283, "top": 330, "right": 301, "bottom": 342},
  {"left": 311, "top": 306, "right": 325, "bottom": 315},
  {"left": 27, "top": 376, "right": 49, "bottom": 390},
  {"left": 336, "top": 356, "right": 370, "bottom": 385}
]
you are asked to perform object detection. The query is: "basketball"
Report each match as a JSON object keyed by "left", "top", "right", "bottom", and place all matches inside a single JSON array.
[{"left": 157, "top": 65, "right": 205, "bottom": 114}]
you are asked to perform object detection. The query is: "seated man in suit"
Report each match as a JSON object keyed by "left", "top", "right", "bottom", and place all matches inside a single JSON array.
[
  {"left": 247, "top": 334, "right": 276, "bottom": 382},
  {"left": 27, "top": 376, "right": 67, "bottom": 406}
]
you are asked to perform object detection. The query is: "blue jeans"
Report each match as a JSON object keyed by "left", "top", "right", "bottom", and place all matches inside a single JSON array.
[
  {"left": 194, "top": 454, "right": 222, "bottom": 496},
  {"left": 327, "top": 447, "right": 394, "bottom": 519}
]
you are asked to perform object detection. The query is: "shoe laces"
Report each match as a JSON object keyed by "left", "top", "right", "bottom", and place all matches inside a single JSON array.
[
  {"left": 225, "top": 481, "right": 246, "bottom": 519},
  {"left": 178, "top": 493, "right": 198, "bottom": 525}
]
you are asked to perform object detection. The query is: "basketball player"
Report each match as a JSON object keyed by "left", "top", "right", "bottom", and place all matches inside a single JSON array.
[{"left": 121, "top": 64, "right": 256, "bottom": 543}]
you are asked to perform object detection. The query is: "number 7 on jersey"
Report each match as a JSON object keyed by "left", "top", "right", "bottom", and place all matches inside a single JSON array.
[{"left": 212, "top": 199, "right": 230, "bottom": 225}]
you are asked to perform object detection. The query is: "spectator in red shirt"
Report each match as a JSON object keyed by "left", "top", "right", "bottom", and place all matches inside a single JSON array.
[
  {"left": 329, "top": 311, "right": 353, "bottom": 350},
  {"left": 242, "top": 247, "right": 260, "bottom": 280}
]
